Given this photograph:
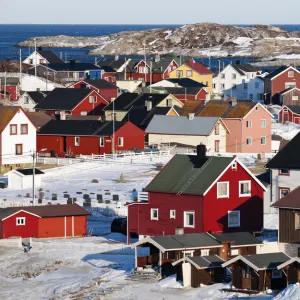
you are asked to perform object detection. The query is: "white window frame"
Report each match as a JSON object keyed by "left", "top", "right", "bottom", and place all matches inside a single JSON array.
[
  {"left": 100, "top": 137, "right": 105, "bottom": 147},
  {"left": 75, "top": 136, "right": 80, "bottom": 146},
  {"left": 184, "top": 250, "right": 194, "bottom": 257},
  {"left": 184, "top": 211, "right": 195, "bottom": 228},
  {"left": 231, "top": 249, "right": 239, "bottom": 256},
  {"left": 261, "top": 136, "right": 266, "bottom": 145},
  {"left": 228, "top": 211, "right": 240, "bottom": 228},
  {"left": 118, "top": 137, "right": 124, "bottom": 147},
  {"left": 16, "top": 217, "right": 25, "bottom": 226},
  {"left": 239, "top": 180, "right": 251, "bottom": 197},
  {"left": 261, "top": 119, "right": 266, "bottom": 128},
  {"left": 232, "top": 162, "right": 237, "bottom": 170},
  {"left": 288, "top": 71, "right": 294, "bottom": 78},
  {"left": 292, "top": 96, "right": 299, "bottom": 101},
  {"left": 217, "top": 182, "right": 229, "bottom": 198},
  {"left": 186, "top": 70, "right": 193, "bottom": 77},
  {"left": 89, "top": 95, "right": 97, "bottom": 103},
  {"left": 272, "top": 270, "right": 283, "bottom": 279},
  {"left": 150, "top": 208, "right": 158, "bottom": 220},
  {"left": 166, "top": 99, "right": 173, "bottom": 107},
  {"left": 201, "top": 249, "right": 210, "bottom": 256},
  {"left": 170, "top": 210, "right": 176, "bottom": 219},
  {"left": 246, "top": 120, "right": 252, "bottom": 128},
  {"left": 80, "top": 111, "right": 87, "bottom": 116},
  {"left": 246, "top": 137, "right": 252, "bottom": 146}
]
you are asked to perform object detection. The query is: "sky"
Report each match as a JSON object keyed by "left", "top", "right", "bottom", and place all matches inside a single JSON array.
[{"left": 1, "top": 0, "right": 300, "bottom": 25}]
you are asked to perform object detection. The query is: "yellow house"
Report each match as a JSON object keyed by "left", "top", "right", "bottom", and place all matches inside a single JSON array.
[{"left": 169, "top": 59, "right": 214, "bottom": 93}]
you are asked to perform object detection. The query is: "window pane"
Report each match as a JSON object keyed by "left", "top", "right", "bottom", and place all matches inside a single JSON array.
[
  {"left": 241, "top": 182, "right": 250, "bottom": 194},
  {"left": 188, "top": 213, "right": 194, "bottom": 225},
  {"left": 218, "top": 183, "right": 228, "bottom": 196}
]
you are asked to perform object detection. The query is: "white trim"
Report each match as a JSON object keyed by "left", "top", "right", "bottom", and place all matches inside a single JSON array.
[
  {"left": 222, "top": 255, "right": 261, "bottom": 271},
  {"left": 231, "top": 243, "right": 262, "bottom": 248},
  {"left": 2, "top": 210, "right": 41, "bottom": 221},
  {"left": 246, "top": 120, "right": 252, "bottom": 128},
  {"left": 184, "top": 211, "right": 195, "bottom": 228},
  {"left": 150, "top": 208, "right": 158, "bottom": 220},
  {"left": 242, "top": 102, "right": 274, "bottom": 119},
  {"left": 170, "top": 209, "right": 176, "bottom": 219},
  {"left": 261, "top": 119, "right": 267, "bottom": 128},
  {"left": 261, "top": 136, "right": 266, "bottom": 145},
  {"left": 75, "top": 136, "right": 80, "bottom": 146},
  {"left": 16, "top": 217, "right": 26, "bottom": 226},
  {"left": 270, "top": 66, "right": 300, "bottom": 81},
  {"left": 277, "top": 257, "right": 300, "bottom": 270},
  {"left": 280, "top": 87, "right": 300, "bottom": 95},
  {"left": 167, "top": 107, "right": 179, "bottom": 116},
  {"left": 228, "top": 210, "right": 240, "bottom": 228},
  {"left": 184, "top": 250, "right": 194, "bottom": 257},
  {"left": 72, "top": 90, "right": 108, "bottom": 112},
  {"left": 239, "top": 180, "right": 251, "bottom": 197},
  {"left": 118, "top": 137, "right": 124, "bottom": 147},
  {"left": 217, "top": 182, "right": 229, "bottom": 198}
]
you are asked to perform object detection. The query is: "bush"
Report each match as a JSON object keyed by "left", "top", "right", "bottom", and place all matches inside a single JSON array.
[{"left": 92, "top": 179, "right": 99, "bottom": 183}]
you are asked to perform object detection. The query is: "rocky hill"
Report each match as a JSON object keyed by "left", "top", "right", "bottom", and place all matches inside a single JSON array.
[{"left": 17, "top": 23, "right": 300, "bottom": 58}]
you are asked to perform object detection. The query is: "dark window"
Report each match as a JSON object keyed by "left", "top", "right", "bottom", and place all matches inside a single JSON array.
[
  {"left": 279, "top": 169, "right": 290, "bottom": 175},
  {"left": 15, "top": 144, "right": 23, "bottom": 155}
]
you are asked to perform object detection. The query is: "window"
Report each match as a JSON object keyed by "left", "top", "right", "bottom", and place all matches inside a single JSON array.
[
  {"left": 217, "top": 182, "right": 229, "bottom": 198},
  {"left": 244, "top": 83, "right": 248, "bottom": 90},
  {"left": 285, "top": 82, "right": 296, "bottom": 89},
  {"left": 16, "top": 217, "right": 25, "bottom": 226},
  {"left": 243, "top": 265, "right": 250, "bottom": 278},
  {"left": 139, "top": 66, "right": 148, "bottom": 74},
  {"left": 184, "top": 251, "right": 194, "bottom": 257},
  {"left": 15, "top": 144, "right": 22, "bottom": 155},
  {"left": 166, "top": 99, "right": 173, "bottom": 107},
  {"left": 288, "top": 71, "right": 294, "bottom": 78},
  {"left": 231, "top": 249, "right": 239, "bottom": 256},
  {"left": 228, "top": 211, "right": 240, "bottom": 228},
  {"left": 100, "top": 137, "right": 105, "bottom": 147},
  {"left": 186, "top": 70, "right": 193, "bottom": 77},
  {"left": 232, "top": 73, "right": 236, "bottom": 79},
  {"left": 24, "top": 96, "right": 29, "bottom": 104},
  {"left": 221, "top": 83, "right": 225, "bottom": 89},
  {"left": 184, "top": 211, "right": 195, "bottom": 228},
  {"left": 75, "top": 137, "right": 80, "bottom": 146},
  {"left": 249, "top": 94, "right": 253, "bottom": 100},
  {"left": 257, "top": 93, "right": 264, "bottom": 100},
  {"left": 89, "top": 96, "right": 97, "bottom": 103},
  {"left": 293, "top": 96, "right": 299, "bottom": 101},
  {"left": 279, "top": 169, "right": 290, "bottom": 176},
  {"left": 232, "top": 162, "right": 237, "bottom": 170},
  {"left": 177, "top": 70, "right": 183, "bottom": 77},
  {"left": 201, "top": 249, "right": 210, "bottom": 256},
  {"left": 295, "top": 213, "right": 300, "bottom": 229},
  {"left": 255, "top": 82, "right": 260, "bottom": 89},
  {"left": 261, "top": 119, "right": 266, "bottom": 128},
  {"left": 118, "top": 137, "right": 124, "bottom": 147},
  {"left": 10, "top": 124, "right": 17, "bottom": 135},
  {"left": 170, "top": 210, "right": 176, "bottom": 219},
  {"left": 215, "top": 124, "right": 220, "bottom": 135},
  {"left": 232, "top": 84, "right": 236, "bottom": 90},
  {"left": 215, "top": 140, "right": 220, "bottom": 153},
  {"left": 279, "top": 188, "right": 290, "bottom": 199},
  {"left": 80, "top": 111, "right": 87, "bottom": 116},
  {"left": 239, "top": 181, "right": 251, "bottom": 197},
  {"left": 221, "top": 74, "right": 225, "bottom": 79},
  {"left": 213, "top": 84, "right": 216, "bottom": 89},
  {"left": 261, "top": 136, "right": 266, "bottom": 145},
  {"left": 246, "top": 137, "right": 252, "bottom": 145},
  {"left": 29, "top": 59, "right": 33, "bottom": 64},
  {"left": 151, "top": 208, "right": 158, "bottom": 220},
  {"left": 246, "top": 120, "right": 252, "bottom": 128},
  {"left": 272, "top": 270, "right": 283, "bottom": 279},
  {"left": 21, "top": 124, "right": 28, "bottom": 135}
]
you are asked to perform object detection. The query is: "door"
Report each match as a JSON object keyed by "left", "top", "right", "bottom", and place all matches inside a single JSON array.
[
  {"left": 63, "top": 136, "right": 67, "bottom": 152},
  {"left": 251, "top": 270, "right": 259, "bottom": 291},
  {"left": 214, "top": 140, "right": 220, "bottom": 153},
  {"left": 288, "top": 265, "right": 298, "bottom": 284},
  {"left": 182, "top": 262, "right": 191, "bottom": 287},
  {"left": 294, "top": 117, "right": 300, "bottom": 124}
]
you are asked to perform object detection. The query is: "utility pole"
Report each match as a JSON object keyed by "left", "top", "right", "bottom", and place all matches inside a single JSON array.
[
  {"left": 144, "top": 43, "right": 147, "bottom": 83},
  {"left": 150, "top": 61, "right": 152, "bottom": 93},
  {"left": 34, "top": 39, "right": 37, "bottom": 77},
  {"left": 32, "top": 151, "right": 36, "bottom": 205},
  {"left": 124, "top": 58, "right": 127, "bottom": 80},
  {"left": 4, "top": 72, "right": 7, "bottom": 102},
  {"left": 112, "top": 98, "right": 115, "bottom": 156},
  {"left": 19, "top": 49, "right": 22, "bottom": 91}
]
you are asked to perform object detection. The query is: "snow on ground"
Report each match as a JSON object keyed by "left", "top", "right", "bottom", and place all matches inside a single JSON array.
[
  {"left": 199, "top": 47, "right": 229, "bottom": 57},
  {"left": 272, "top": 121, "right": 300, "bottom": 140},
  {"left": 232, "top": 37, "right": 254, "bottom": 47},
  {"left": 274, "top": 283, "right": 300, "bottom": 299},
  {"left": 264, "top": 213, "right": 279, "bottom": 230},
  {"left": 275, "top": 53, "right": 300, "bottom": 59},
  {"left": 164, "top": 30, "right": 173, "bottom": 40}
]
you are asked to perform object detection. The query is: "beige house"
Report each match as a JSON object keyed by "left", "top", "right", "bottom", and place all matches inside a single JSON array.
[
  {"left": 104, "top": 93, "right": 183, "bottom": 121},
  {"left": 145, "top": 114, "right": 229, "bottom": 153}
]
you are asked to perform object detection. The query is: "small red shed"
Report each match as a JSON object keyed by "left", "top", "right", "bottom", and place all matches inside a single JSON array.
[
  {"left": 278, "top": 105, "right": 300, "bottom": 124},
  {"left": 0, "top": 204, "right": 90, "bottom": 239}
]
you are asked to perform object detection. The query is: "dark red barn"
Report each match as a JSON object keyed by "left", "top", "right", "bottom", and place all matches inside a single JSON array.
[
  {"left": 126, "top": 145, "right": 266, "bottom": 244},
  {"left": 278, "top": 105, "right": 300, "bottom": 124},
  {"left": 0, "top": 204, "right": 90, "bottom": 239}
]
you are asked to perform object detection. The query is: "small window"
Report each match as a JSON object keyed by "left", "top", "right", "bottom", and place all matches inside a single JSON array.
[
  {"left": 221, "top": 74, "right": 225, "bottom": 79},
  {"left": 249, "top": 94, "right": 253, "bottom": 100},
  {"left": 166, "top": 99, "right": 173, "bottom": 107},
  {"left": 232, "top": 162, "right": 237, "bottom": 170},
  {"left": 151, "top": 208, "right": 158, "bottom": 220},
  {"left": 295, "top": 213, "right": 300, "bottom": 229},
  {"left": 80, "top": 111, "right": 87, "bottom": 116},
  {"left": 10, "top": 124, "right": 17, "bottom": 135},
  {"left": 243, "top": 265, "right": 251, "bottom": 278},
  {"left": 288, "top": 71, "right": 294, "bottom": 78},
  {"left": 186, "top": 70, "right": 193, "bottom": 77},
  {"left": 293, "top": 96, "right": 299, "bottom": 101},
  {"left": 21, "top": 124, "right": 28, "bottom": 135},
  {"left": 213, "top": 84, "right": 216, "bottom": 89},
  {"left": 170, "top": 210, "right": 176, "bottom": 219},
  {"left": 255, "top": 82, "right": 260, "bottom": 89},
  {"left": 100, "top": 137, "right": 105, "bottom": 147},
  {"left": 29, "top": 59, "right": 33, "bottom": 64},
  {"left": 201, "top": 249, "right": 210, "bottom": 256},
  {"left": 246, "top": 137, "right": 252, "bottom": 145},
  {"left": 246, "top": 120, "right": 252, "bottom": 128},
  {"left": 279, "top": 169, "right": 290, "bottom": 176},
  {"left": 177, "top": 70, "right": 183, "bottom": 77},
  {"left": 24, "top": 96, "right": 29, "bottom": 104},
  {"left": 279, "top": 188, "right": 290, "bottom": 199},
  {"left": 228, "top": 211, "right": 240, "bottom": 228},
  {"left": 118, "top": 137, "right": 124, "bottom": 147},
  {"left": 232, "top": 73, "right": 236, "bottom": 79},
  {"left": 221, "top": 83, "right": 225, "bottom": 89},
  {"left": 261, "top": 119, "right": 266, "bottom": 128},
  {"left": 15, "top": 144, "right": 22, "bottom": 155},
  {"left": 184, "top": 211, "right": 195, "bottom": 228},
  {"left": 184, "top": 251, "right": 194, "bottom": 257},
  {"left": 75, "top": 136, "right": 80, "bottom": 146},
  {"left": 217, "top": 182, "right": 229, "bottom": 198},
  {"left": 261, "top": 136, "right": 266, "bottom": 145},
  {"left": 244, "top": 83, "right": 248, "bottom": 90},
  {"left": 89, "top": 96, "right": 97, "bottom": 103},
  {"left": 239, "top": 181, "right": 251, "bottom": 197},
  {"left": 16, "top": 217, "right": 25, "bottom": 226},
  {"left": 272, "top": 270, "right": 283, "bottom": 279},
  {"left": 231, "top": 249, "right": 239, "bottom": 256},
  {"left": 215, "top": 123, "right": 220, "bottom": 135}
]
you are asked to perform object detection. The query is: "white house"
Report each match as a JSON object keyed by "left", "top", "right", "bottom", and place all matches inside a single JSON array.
[
  {"left": 213, "top": 64, "right": 264, "bottom": 102},
  {"left": 6, "top": 168, "right": 44, "bottom": 189},
  {"left": 23, "top": 50, "right": 65, "bottom": 66},
  {"left": 0, "top": 106, "right": 37, "bottom": 172},
  {"left": 14, "top": 91, "right": 50, "bottom": 112}
]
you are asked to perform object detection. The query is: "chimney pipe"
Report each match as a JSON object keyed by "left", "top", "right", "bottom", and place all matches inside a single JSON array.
[
  {"left": 188, "top": 113, "right": 195, "bottom": 120},
  {"left": 197, "top": 144, "right": 206, "bottom": 159},
  {"left": 146, "top": 100, "right": 152, "bottom": 111},
  {"left": 70, "top": 59, "right": 76, "bottom": 68}
]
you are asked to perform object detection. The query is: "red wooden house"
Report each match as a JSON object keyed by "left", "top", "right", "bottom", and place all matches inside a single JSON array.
[
  {"left": 126, "top": 145, "right": 266, "bottom": 244},
  {"left": 0, "top": 77, "right": 19, "bottom": 101},
  {"left": 68, "top": 79, "right": 119, "bottom": 102},
  {"left": 0, "top": 204, "right": 90, "bottom": 239},
  {"left": 34, "top": 88, "right": 108, "bottom": 119},
  {"left": 37, "top": 119, "right": 145, "bottom": 156},
  {"left": 264, "top": 66, "right": 300, "bottom": 104},
  {"left": 278, "top": 105, "right": 300, "bottom": 124}
]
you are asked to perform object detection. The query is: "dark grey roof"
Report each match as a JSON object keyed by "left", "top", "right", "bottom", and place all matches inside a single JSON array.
[
  {"left": 189, "top": 255, "right": 225, "bottom": 269},
  {"left": 83, "top": 79, "right": 118, "bottom": 90},
  {"left": 151, "top": 86, "right": 205, "bottom": 95},
  {"left": 264, "top": 66, "right": 290, "bottom": 80},
  {"left": 38, "top": 120, "right": 125, "bottom": 136},
  {"left": 286, "top": 105, "right": 300, "bottom": 114},
  {"left": 37, "top": 50, "right": 65, "bottom": 64},
  {"left": 97, "top": 59, "right": 126, "bottom": 70},
  {"left": 145, "top": 115, "right": 219, "bottom": 135},
  {"left": 164, "top": 78, "right": 207, "bottom": 88},
  {"left": 27, "top": 112, "right": 53, "bottom": 128},
  {"left": 47, "top": 63, "right": 101, "bottom": 72},
  {"left": 15, "top": 168, "right": 44, "bottom": 176},
  {"left": 68, "top": 115, "right": 102, "bottom": 121},
  {"left": 151, "top": 233, "right": 221, "bottom": 250},
  {"left": 256, "top": 170, "right": 271, "bottom": 187},
  {"left": 0, "top": 77, "right": 19, "bottom": 85},
  {"left": 231, "top": 64, "right": 258, "bottom": 75},
  {"left": 0, "top": 208, "right": 17, "bottom": 220},
  {"left": 211, "top": 232, "right": 262, "bottom": 246},
  {"left": 27, "top": 91, "right": 50, "bottom": 104},
  {"left": 34, "top": 88, "right": 92, "bottom": 110},
  {"left": 145, "top": 154, "right": 234, "bottom": 195},
  {"left": 266, "top": 132, "right": 300, "bottom": 169},
  {"left": 99, "top": 66, "right": 116, "bottom": 72}
]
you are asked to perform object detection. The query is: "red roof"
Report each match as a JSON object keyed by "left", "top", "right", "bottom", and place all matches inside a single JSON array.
[{"left": 186, "top": 60, "right": 214, "bottom": 75}]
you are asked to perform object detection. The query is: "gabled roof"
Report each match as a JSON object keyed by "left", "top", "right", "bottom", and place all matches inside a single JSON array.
[
  {"left": 0, "top": 204, "right": 90, "bottom": 220},
  {"left": 100, "top": 66, "right": 116, "bottom": 72},
  {"left": 97, "top": 59, "right": 127, "bottom": 71},
  {"left": 264, "top": 66, "right": 299, "bottom": 80},
  {"left": 256, "top": 170, "right": 271, "bottom": 187},
  {"left": 150, "top": 58, "right": 179, "bottom": 74},
  {"left": 0, "top": 106, "right": 23, "bottom": 133},
  {"left": 10, "top": 168, "right": 45, "bottom": 176},
  {"left": 37, "top": 50, "right": 65, "bottom": 64},
  {"left": 34, "top": 88, "right": 94, "bottom": 110},
  {"left": 197, "top": 101, "right": 231, "bottom": 117},
  {"left": 163, "top": 78, "right": 207, "bottom": 88},
  {"left": 133, "top": 233, "right": 221, "bottom": 252},
  {"left": 47, "top": 63, "right": 101, "bottom": 72},
  {"left": 68, "top": 115, "right": 102, "bottom": 121},
  {"left": 81, "top": 79, "right": 118, "bottom": 90},
  {"left": 26, "top": 112, "right": 53, "bottom": 128},
  {"left": 173, "top": 255, "right": 225, "bottom": 269},
  {"left": 223, "top": 101, "right": 257, "bottom": 118},
  {"left": 145, "top": 154, "right": 234, "bottom": 195},
  {"left": 179, "top": 100, "right": 205, "bottom": 116},
  {"left": 230, "top": 64, "right": 258, "bottom": 75},
  {"left": 272, "top": 185, "right": 300, "bottom": 209},
  {"left": 277, "top": 257, "right": 300, "bottom": 270},
  {"left": 282, "top": 105, "right": 300, "bottom": 114},
  {"left": 278, "top": 87, "right": 300, "bottom": 95},
  {"left": 151, "top": 86, "right": 206, "bottom": 96},
  {"left": 266, "top": 131, "right": 300, "bottom": 169},
  {"left": 222, "top": 253, "right": 290, "bottom": 271},
  {"left": 211, "top": 232, "right": 262, "bottom": 247},
  {"left": 26, "top": 91, "right": 50, "bottom": 104},
  {"left": 145, "top": 115, "right": 220, "bottom": 136},
  {"left": 185, "top": 60, "right": 214, "bottom": 75},
  {"left": 38, "top": 119, "right": 126, "bottom": 137}
]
